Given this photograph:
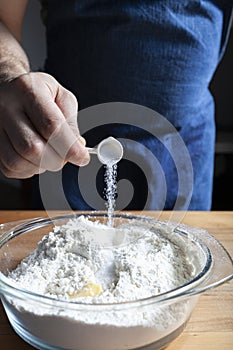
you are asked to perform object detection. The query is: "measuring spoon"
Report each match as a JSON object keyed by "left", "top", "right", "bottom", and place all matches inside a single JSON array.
[{"left": 86, "top": 137, "right": 123, "bottom": 165}]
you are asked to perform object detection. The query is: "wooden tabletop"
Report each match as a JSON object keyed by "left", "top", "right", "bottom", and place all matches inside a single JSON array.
[{"left": 0, "top": 211, "right": 232, "bottom": 350}]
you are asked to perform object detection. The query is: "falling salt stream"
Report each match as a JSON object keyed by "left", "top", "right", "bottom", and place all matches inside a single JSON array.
[
  {"left": 87, "top": 137, "right": 123, "bottom": 226},
  {"left": 104, "top": 163, "right": 117, "bottom": 226}
]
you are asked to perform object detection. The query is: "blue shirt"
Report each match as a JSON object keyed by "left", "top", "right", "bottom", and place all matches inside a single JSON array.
[{"left": 34, "top": 0, "right": 233, "bottom": 210}]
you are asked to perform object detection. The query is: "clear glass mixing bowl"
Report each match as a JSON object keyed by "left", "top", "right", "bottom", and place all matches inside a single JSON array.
[{"left": 0, "top": 213, "right": 232, "bottom": 350}]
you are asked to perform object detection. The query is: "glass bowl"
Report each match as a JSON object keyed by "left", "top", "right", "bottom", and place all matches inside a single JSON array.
[{"left": 0, "top": 213, "right": 232, "bottom": 350}]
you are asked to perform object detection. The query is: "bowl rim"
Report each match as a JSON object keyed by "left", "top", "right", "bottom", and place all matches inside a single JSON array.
[{"left": 0, "top": 212, "right": 232, "bottom": 311}]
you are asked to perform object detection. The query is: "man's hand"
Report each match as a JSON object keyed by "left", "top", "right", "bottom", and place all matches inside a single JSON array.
[
  {"left": 0, "top": 2, "right": 89, "bottom": 179},
  {"left": 0, "top": 72, "right": 90, "bottom": 178}
]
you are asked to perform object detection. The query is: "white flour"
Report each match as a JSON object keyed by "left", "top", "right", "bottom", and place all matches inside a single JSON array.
[
  {"left": 8, "top": 216, "right": 194, "bottom": 303},
  {"left": 7, "top": 216, "right": 198, "bottom": 350}
]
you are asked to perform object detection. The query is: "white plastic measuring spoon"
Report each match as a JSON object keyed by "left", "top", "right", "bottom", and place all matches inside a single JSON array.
[{"left": 86, "top": 137, "right": 123, "bottom": 165}]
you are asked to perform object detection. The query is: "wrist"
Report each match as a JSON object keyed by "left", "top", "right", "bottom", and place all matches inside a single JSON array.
[
  {"left": 0, "top": 61, "right": 30, "bottom": 84},
  {"left": 0, "top": 21, "right": 30, "bottom": 84}
]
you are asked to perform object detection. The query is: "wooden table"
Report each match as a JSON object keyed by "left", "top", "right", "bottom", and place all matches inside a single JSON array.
[{"left": 0, "top": 211, "right": 232, "bottom": 350}]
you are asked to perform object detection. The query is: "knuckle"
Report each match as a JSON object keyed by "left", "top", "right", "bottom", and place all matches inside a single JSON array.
[
  {"left": 67, "top": 90, "right": 78, "bottom": 108},
  {"left": 66, "top": 146, "right": 78, "bottom": 160},
  {"left": 43, "top": 118, "right": 63, "bottom": 138},
  {"left": 61, "top": 87, "right": 77, "bottom": 104},
  {"left": 19, "top": 139, "right": 43, "bottom": 158},
  {"left": 67, "top": 144, "right": 89, "bottom": 165},
  {"left": 58, "top": 87, "right": 78, "bottom": 120}
]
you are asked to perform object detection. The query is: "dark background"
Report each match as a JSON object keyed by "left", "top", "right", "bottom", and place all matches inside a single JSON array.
[{"left": 211, "top": 28, "right": 233, "bottom": 210}]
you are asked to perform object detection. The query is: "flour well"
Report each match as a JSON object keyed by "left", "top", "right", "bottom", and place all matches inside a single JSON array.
[{"left": 7, "top": 216, "right": 198, "bottom": 350}]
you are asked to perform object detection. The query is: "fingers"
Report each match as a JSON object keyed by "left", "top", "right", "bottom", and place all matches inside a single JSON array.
[
  {"left": 22, "top": 73, "right": 90, "bottom": 166},
  {"left": 0, "top": 72, "right": 90, "bottom": 180},
  {"left": 0, "top": 130, "right": 45, "bottom": 178},
  {"left": 3, "top": 110, "right": 66, "bottom": 171},
  {"left": 46, "top": 120, "right": 90, "bottom": 166}
]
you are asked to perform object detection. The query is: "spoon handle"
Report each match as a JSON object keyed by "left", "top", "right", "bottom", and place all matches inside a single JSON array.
[{"left": 86, "top": 147, "right": 97, "bottom": 154}]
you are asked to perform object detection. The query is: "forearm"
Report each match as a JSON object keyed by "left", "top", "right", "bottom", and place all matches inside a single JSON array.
[{"left": 0, "top": 21, "right": 30, "bottom": 83}]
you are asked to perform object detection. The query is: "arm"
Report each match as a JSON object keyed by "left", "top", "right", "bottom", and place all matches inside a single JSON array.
[
  {"left": 0, "top": 0, "right": 29, "bottom": 82},
  {"left": 0, "top": 0, "right": 89, "bottom": 179}
]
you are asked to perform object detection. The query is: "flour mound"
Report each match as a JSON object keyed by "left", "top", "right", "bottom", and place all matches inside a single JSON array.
[{"left": 8, "top": 216, "right": 195, "bottom": 303}]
